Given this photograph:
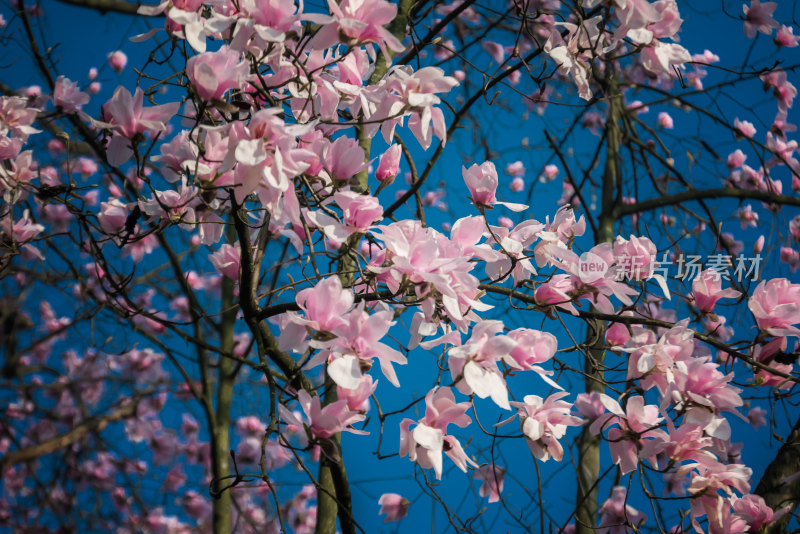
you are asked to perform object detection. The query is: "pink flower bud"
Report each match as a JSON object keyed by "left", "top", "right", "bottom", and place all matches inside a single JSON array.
[
  {"left": 463, "top": 161, "right": 499, "bottom": 208},
  {"left": 376, "top": 144, "right": 402, "bottom": 183},
  {"left": 734, "top": 118, "right": 756, "bottom": 139},
  {"left": 658, "top": 111, "right": 673, "bottom": 129},
  {"left": 107, "top": 51, "right": 128, "bottom": 74},
  {"left": 754, "top": 234, "right": 765, "bottom": 254}
]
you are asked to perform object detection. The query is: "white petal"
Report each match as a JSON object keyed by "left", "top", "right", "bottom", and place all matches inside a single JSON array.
[{"left": 328, "top": 355, "right": 362, "bottom": 390}]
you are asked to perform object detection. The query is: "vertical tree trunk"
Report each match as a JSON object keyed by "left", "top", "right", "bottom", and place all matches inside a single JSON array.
[
  {"left": 211, "top": 238, "right": 238, "bottom": 534},
  {"left": 756, "top": 415, "right": 800, "bottom": 534},
  {"left": 575, "top": 74, "right": 620, "bottom": 534}
]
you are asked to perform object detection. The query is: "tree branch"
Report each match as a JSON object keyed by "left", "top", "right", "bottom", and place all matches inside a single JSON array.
[
  {"left": 0, "top": 400, "right": 139, "bottom": 474},
  {"left": 616, "top": 187, "right": 800, "bottom": 217},
  {"left": 53, "top": 0, "right": 162, "bottom": 16}
]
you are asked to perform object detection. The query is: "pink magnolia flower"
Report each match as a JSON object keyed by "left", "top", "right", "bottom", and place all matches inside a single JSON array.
[
  {"left": 748, "top": 278, "right": 800, "bottom": 336},
  {"left": 505, "top": 161, "right": 525, "bottom": 176},
  {"left": 602, "top": 396, "right": 667, "bottom": 474},
  {"left": 760, "top": 70, "right": 797, "bottom": 114},
  {"left": 336, "top": 190, "right": 383, "bottom": 233},
  {"left": 186, "top": 46, "right": 249, "bottom": 101},
  {"left": 746, "top": 406, "right": 767, "bottom": 428},
  {"left": 107, "top": 50, "right": 128, "bottom": 73},
  {"left": 376, "top": 144, "right": 401, "bottom": 183},
  {"left": 292, "top": 275, "right": 354, "bottom": 333},
  {"left": 53, "top": 76, "right": 89, "bottom": 113},
  {"left": 497, "top": 216, "right": 514, "bottom": 228},
  {"left": 734, "top": 118, "right": 756, "bottom": 138},
  {"left": 598, "top": 486, "right": 647, "bottom": 534},
  {"left": 511, "top": 391, "right": 582, "bottom": 462},
  {"left": 0, "top": 135, "right": 22, "bottom": 162},
  {"left": 474, "top": 464, "right": 505, "bottom": 503},
  {"left": 423, "top": 387, "right": 472, "bottom": 431},
  {"left": 316, "top": 304, "right": 408, "bottom": 388},
  {"left": 325, "top": 0, "right": 405, "bottom": 57},
  {"left": 324, "top": 136, "right": 367, "bottom": 181},
  {"left": 101, "top": 87, "right": 180, "bottom": 166},
  {"left": 284, "top": 389, "right": 366, "bottom": 440},
  {"left": 378, "top": 493, "right": 409, "bottom": 522},
  {"left": 182, "top": 492, "right": 212, "bottom": 519},
  {"left": 399, "top": 420, "right": 446, "bottom": 477},
  {"left": 657, "top": 111, "right": 673, "bottom": 129},
  {"left": 692, "top": 269, "right": 742, "bottom": 313},
  {"left": 209, "top": 243, "right": 241, "bottom": 280},
  {"left": 774, "top": 25, "right": 800, "bottom": 47},
  {"left": 235, "top": 416, "right": 266, "bottom": 438},
  {"left": 778, "top": 246, "right": 798, "bottom": 270},
  {"left": 688, "top": 461, "right": 752, "bottom": 500},
  {"left": 97, "top": 198, "right": 129, "bottom": 234},
  {"left": 751, "top": 337, "right": 794, "bottom": 388},
  {"left": 0, "top": 96, "right": 40, "bottom": 140},
  {"left": 6, "top": 209, "right": 44, "bottom": 260},
  {"left": 448, "top": 321, "right": 515, "bottom": 410},
  {"left": 505, "top": 328, "right": 557, "bottom": 371},
  {"left": 613, "top": 234, "right": 658, "bottom": 280},
  {"left": 534, "top": 274, "right": 578, "bottom": 315},
  {"left": 737, "top": 204, "right": 759, "bottom": 229},
  {"left": 481, "top": 41, "right": 505, "bottom": 63},
  {"left": 373, "top": 66, "right": 458, "bottom": 149},
  {"left": 510, "top": 176, "right": 525, "bottom": 192},
  {"left": 732, "top": 494, "right": 788, "bottom": 531},
  {"left": 727, "top": 149, "right": 747, "bottom": 169},
  {"left": 369, "top": 218, "right": 490, "bottom": 330},
  {"left": 743, "top": 1, "right": 779, "bottom": 39},
  {"left": 337, "top": 374, "right": 377, "bottom": 412},
  {"left": 398, "top": 387, "right": 476, "bottom": 479},
  {"left": 605, "top": 313, "right": 634, "bottom": 348},
  {"left": 542, "top": 164, "right": 559, "bottom": 181}
]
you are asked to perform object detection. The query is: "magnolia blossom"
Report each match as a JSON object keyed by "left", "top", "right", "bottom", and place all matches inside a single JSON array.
[
  {"left": 598, "top": 486, "right": 647, "bottom": 534},
  {"left": 97, "top": 199, "right": 129, "bottom": 234},
  {"left": 291, "top": 275, "right": 354, "bottom": 334},
  {"left": 692, "top": 269, "right": 741, "bottom": 313},
  {"left": 463, "top": 161, "right": 527, "bottom": 211},
  {"left": 657, "top": 111, "right": 673, "bottom": 129},
  {"left": 325, "top": 0, "right": 404, "bottom": 56},
  {"left": 101, "top": 87, "right": 180, "bottom": 166},
  {"left": 376, "top": 144, "right": 401, "bottom": 183},
  {"left": 308, "top": 190, "right": 383, "bottom": 244},
  {"left": 748, "top": 278, "right": 800, "bottom": 336},
  {"left": 511, "top": 392, "right": 582, "bottom": 462},
  {"left": 53, "top": 76, "right": 89, "bottom": 113},
  {"left": 743, "top": 0, "right": 779, "bottom": 38},
  {"left": 775, "top": 25, "right": 800, "bottom": 47},
  {"left": 107, "top": 50, "right": 128, "bottom": 73},
  {"left": 734, "top": 118, "right": 756, "bottom": 138},
  {"left": 399, "top": 387, "right": 475, "bottom": 479},
  {"left": 593, "top": 395, "right": 667, "bottom": 474},
  {"left": 732, "top": 494, "right": 787, "bottom": 531},
  {"left": 474, "top": 464, "right": 505, "bottom": 503},
  {"left": 505, "top": 161, "right": 525, "bottom": 176},
  {"left": 186, "top": 46, "right": 249, "bottom": 101},
  {"left": 209, "top": 243, "right": 241, "bottom": 280},
  {"left": 280, "top": 389, "right": 366, "bottom": 440},
  {"left": 378, "top": 493, "right": 409, "bottom": 522}
]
